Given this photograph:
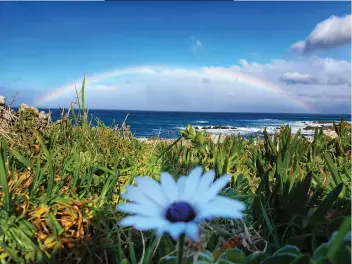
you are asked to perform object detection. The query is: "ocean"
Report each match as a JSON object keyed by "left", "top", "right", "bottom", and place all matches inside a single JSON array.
[{"left": 41, "top": 109, "right": 351, "bottom": 139}]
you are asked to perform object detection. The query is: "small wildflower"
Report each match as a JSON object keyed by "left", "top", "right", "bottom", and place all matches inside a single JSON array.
[{"left": 117, "top": 167, "right": 246, "bottom": 241}]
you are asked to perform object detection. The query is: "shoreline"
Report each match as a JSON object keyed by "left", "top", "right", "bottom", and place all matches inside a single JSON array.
[
  {"left": 1, "top": 98, "right": 349, "bottom": 145},
  {"left": 136, "top": 127, "right": 342, "bottom": 144}
]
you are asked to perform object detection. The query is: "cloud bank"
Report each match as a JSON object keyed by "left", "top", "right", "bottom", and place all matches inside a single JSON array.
[
  {"left": 279, "top": 72, "right": 319, "bottom": 85},
  {"left": 291, "top": 14, "right": 351, "bottom": 54}
]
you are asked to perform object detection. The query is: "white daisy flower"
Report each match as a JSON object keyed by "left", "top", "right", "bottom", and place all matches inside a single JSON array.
[{"left": 117, "top": 167, "right": 246, "bottom": 241}]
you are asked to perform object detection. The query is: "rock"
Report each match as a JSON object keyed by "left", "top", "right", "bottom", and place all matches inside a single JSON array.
[
  {"left": 316, "top": 120, "right": 334, "bottom": 124},
  {"left": 38, "top": 111, "right": 49, "bottom": 120},
  {"left": 0, "top": 99, "right": 15, "bottom": 129},
  {"left": 198, "top": 125, "right": 235, "bottom": 130},
  {"left": 209, "top": 134, "right": 227, "bottom": 143},
  {"left": 0, "top": 96, "right": 5, "bottom": 107},
  {"left": 304, "top": 136, "right": 314, "bottom": 143},
  {"left": 323, "top": 130, "right": 338, "bottom": 139},
  {"left": 19, "top": 104, "right": 39, "bottom": 114},
  {"left": 303, "top": 125, "right": 315, "bottom": 131},
  {"left": 303, "top": 125, "right": 334, "bottom": 131}
]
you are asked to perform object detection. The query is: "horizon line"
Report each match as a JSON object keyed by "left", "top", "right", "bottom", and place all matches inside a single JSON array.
[{"left": 11, "top": 106, "right": 351, "bottom": 117}]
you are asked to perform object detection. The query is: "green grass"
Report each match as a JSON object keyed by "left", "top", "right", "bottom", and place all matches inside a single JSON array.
[{"left": 0, "top": 79, "right": 350, "bottom": 264}]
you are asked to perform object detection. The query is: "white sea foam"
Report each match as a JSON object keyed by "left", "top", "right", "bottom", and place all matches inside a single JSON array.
[
  {"left": 200, "top": 128, "right": 236, "bottom": 135},
  {"left": 174, "top": 120, "right": 350, "bottom": 137},
  {"left": 195, "top": 120, "right": 209, "bottom": 124},
  {"left": 260, "top": 119, "right": 280, "bottom": 122}
]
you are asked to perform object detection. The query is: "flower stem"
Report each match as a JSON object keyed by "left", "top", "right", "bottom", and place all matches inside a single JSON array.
[{"left": 176, "top": 234, "right": 186, "bottom": 264}]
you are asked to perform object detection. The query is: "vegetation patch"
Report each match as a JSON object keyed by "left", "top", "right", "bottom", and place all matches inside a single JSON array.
[{"left": 0, "top": 80, "right": 350, "bottom": 264}]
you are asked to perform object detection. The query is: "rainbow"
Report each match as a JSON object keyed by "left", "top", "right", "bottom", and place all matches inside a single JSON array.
[{"left": 34, "top": 65, "right": 311, "bottom": 111}]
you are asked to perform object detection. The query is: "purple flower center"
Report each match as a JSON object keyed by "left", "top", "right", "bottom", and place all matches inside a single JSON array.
[{"left": 165, "top": 201, "right": 196, "bottom": 223}]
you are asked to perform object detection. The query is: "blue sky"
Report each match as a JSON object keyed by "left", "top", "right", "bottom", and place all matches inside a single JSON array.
[{"left": 0, "top": 1, "right": 351, "bottom": 113}]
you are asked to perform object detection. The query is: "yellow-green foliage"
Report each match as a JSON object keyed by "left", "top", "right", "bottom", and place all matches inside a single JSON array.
[{"left": 0, "top": 80, "right": 350, "bottom": 264}]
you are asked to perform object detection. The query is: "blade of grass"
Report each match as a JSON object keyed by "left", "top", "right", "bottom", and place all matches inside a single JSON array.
[
  {"left": 35, "top": 133, "right": 54, "bottom": 203},
  {"left": 260, "top": 200, "right": 280, "bottom": 249},
  {"left": 0, "top": 141, "right": 10, "bottom": 213}
]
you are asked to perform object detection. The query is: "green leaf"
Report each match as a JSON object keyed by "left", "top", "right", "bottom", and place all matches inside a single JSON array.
[
  {"left": 198, "top": 250, "right": 214, "bottom": 262},
  {"left": 262, "top": 253, "right": 297, "bottom": 264},
  {"left": 35, "top": 133, "right": 55, "bottom": 202},
  {"left": 312, "top": 243, "right": 329, "bottom": 261},
  {"left": 287, "top": 172, "right": 312, "bottom": 216},
  {"left": 245, "top": 252, "right": 262, "bottom": 264},
  {"left": 260, "top": 201, "right": 280, "bottom": 249},
  {"left": 309, "top": 183, "right": 343, "bottom": 224},
  {"left": 327, "top": 217, "right": 351, "bottom": 262},
  {"left": 120, "top": 259, "right": 130, "bottom": 264},
  {"left": 291, "top": 255, "right": 310, "bottom": 264},
  {"left": 211, "top": 224, "right": 232, "bottom": 238},
  {"left": 273, "top": 245, "right": 301, "bottom": 256},
  {"left": 0, "top": 141, "right": 10, "bottom": 213},
  {"left": 159, "top": 256, "right": 176, "bottom": 264},
  {"left": 216, "top": 259, "right": 234, "bottom": 264},
  {"left": 8, "top": 148, "right": 35, "bottom": 169},
  {"left": 225, "top": 248, "right": 246, "bottom": 263},
  {"left": 323, "top": 152, "right": 342, "bottom": 186},
  {"left": 128, "top": 230, "right": 137, "bottom": 264},
  {"left": 0, "top": 242, "right": 22, "bottom": 263},
  {"left": 207, "top": 233, "right": 220, "bottom": 252},
  {"left": 334, "top": 245, "right": 351, "bottom": 264}
]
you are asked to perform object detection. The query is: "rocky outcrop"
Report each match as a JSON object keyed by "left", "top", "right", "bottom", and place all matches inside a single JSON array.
[
  {"left": 194, "top": 125, "right": 236, "bottom": 130},
  {"left": 0, "top": 96, "right": 5, "bottom": 107},
  {"left": 303, "top": 125, "right": 334, "bottom": 131},
  {"left": 0, "top": 97, "right": 52, "bottom": 132},
  {"left": 323, "top": 130, "right": 338, "bottom": 139},
  {"left": 0, "top": 96, "right": 16, "bottom": 130},
  {"left": 19, "top": 104, "right": 40, "bottom": 114}
]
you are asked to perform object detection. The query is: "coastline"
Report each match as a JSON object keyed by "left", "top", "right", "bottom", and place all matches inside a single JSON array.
[
  {"left": 0, "top": 97, "right": 349, "bottom": 145},
  {"left": 136, "top": 127, "right": 341, "bottom": 144}
]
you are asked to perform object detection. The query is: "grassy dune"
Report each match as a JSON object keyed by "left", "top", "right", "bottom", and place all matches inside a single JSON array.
[{"left": 0, "top": 81, "right": 350, "bottom": 264}]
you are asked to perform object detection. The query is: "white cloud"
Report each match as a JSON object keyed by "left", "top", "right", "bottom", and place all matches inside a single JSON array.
[
  {"left": 280, "top": 72, "right": 319, "bottom": 85},
  {"left": 291, "top": 14, "right": 351, "bottom": 53},
  {"left": 279, "top": 70, "right": 349, "bottom": 86}
]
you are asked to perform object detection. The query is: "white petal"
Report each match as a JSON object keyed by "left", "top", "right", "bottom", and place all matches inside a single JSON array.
[
  {"left": 135, "top": 176, "right": 169, "bottom": 206},
  {"left": 117, "top": 201, "right": 162, "bottom": 217},
  {"left": 177, "top": 176, "right": 187, "bottom": 200},
  {"left": 185, "top": 222, "right": 199, "bottom": 241},
  {"left": 160, "top": 172, "right": 179, "bottom": 202},
  {"left": 203, "top": 174, "right": 230, "bottom": 203},
  {"left": 183, "top": 167, "right": 203, "bottom": 200},
  {"left": 156, "top": 227, "right": 166, "bottom": 237},
  {"left": 122, "top": 186, "right": 144, "bottom": 202},
  {"left": 197, "top": 196, "right": 245, "bottom": 220},
  {"left": 166, "top": 222, "right": 186, "bottom": 240},
  {"left": 193, "top": 170, "right": 215, "bottom": 204},
  {"left": 120, "top": 215, "right": 168, "bottom": 231}
]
